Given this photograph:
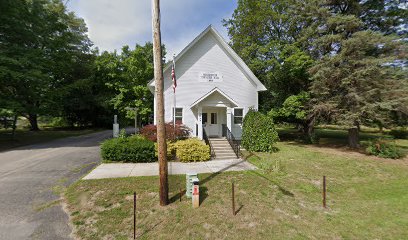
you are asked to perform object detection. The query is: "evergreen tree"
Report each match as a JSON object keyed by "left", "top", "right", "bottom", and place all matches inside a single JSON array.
[
  {"left": 310, "top": 31, "right": 407, "bottom": 135},
  {"left": 226, "top": 0, "right": 408, "bottom": 146}
]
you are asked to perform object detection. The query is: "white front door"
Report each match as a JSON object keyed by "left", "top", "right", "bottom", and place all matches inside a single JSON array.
[{"left": 202, "top": 112, "right": 219, "bottom": 137}]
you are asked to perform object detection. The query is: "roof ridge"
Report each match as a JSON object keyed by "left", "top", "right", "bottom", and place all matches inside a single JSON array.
[{"left": 148, "top": 26, "right": 267, "bottom": 92}]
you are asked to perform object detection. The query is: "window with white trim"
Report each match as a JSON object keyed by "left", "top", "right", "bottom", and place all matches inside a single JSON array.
[
  {"left": 173, "top": 107, "right": 183, "bottom": 124},
  {"left": 234, "top": 108, "right": 243, "bottom": 124},
  {"left": 211, "top": 112, "right": 217, "bottom": 124}
]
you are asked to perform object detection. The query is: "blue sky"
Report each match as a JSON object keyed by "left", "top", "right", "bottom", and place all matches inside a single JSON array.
[{"left": 66, "top": 0, "right": 237, "bottom": 59}]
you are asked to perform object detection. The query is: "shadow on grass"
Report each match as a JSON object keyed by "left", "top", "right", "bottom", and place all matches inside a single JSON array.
[
  {"left": 169, "top": 153, "right": 296, "bottom": 205},
  {"left": 278, "top": 127, "right": 397, "bottom": 148},
  {"left": 165, "top": 159, "right": 256, "bottom": 205},
  {"left": 199, "top": 159, "right": 250, "bottom": 186},
  {"left": 245, "top": 152, "right": 294, "bottom": 197},
  {"left": 235, "top": 204, "right": 244, "bottom": 215},
  {"left": 249, "top": 170, "right": 294, "bottom": 197},
  {"left": 199, "top": 186, "right": 208, "bottom": 205},
  {"left": 137, "top": 219, "right": 164, "bottom": 239},
  {"left": 169, "top": 189, "right": 185, "bottom": 204},
  {"left": 169, "top": 186, "right": 208, "bottom": 205}
]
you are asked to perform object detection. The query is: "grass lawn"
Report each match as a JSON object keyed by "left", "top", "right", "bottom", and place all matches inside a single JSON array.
[
  {"left": 0, "top": 128, "right": 103, "bottom": 152},
  {"left": 64, "top": 142, "right": 408, "bottom": 239},
  {"left": 277, "top": 127, "right": 408, "bottom": 155}
]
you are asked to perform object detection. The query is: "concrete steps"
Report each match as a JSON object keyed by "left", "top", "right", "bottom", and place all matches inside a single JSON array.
[{"left": 209, "top": 138, "right": 239, "bottom": 160}]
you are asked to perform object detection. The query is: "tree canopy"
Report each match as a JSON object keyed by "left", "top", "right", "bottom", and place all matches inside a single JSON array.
[
  {"left": 95, "top": 43, "right": 163, "bottom": 125},
  {"left": 225, "top": 0, "right": 408, "bottom": 139},
  {"left": 0, "top": 1, "right": 159, "bottom": 129},
  {"left": 1, "top": 0, "right": 406, "bottom": 137},
  {"left": 0, "top": 0, "right": 93, "bottom": 130}
]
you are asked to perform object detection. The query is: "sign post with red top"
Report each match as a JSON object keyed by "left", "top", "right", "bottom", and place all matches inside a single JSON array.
[{"left": 192, "top": 178, "right": 200, "bottom": 208}]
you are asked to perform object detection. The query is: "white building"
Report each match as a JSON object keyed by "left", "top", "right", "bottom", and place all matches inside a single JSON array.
[{"left": 148, "top": 25, "right": 266, "bottom": 141}]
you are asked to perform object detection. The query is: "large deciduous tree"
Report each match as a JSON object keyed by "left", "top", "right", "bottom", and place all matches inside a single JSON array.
[
  {"left": 95, "top": 43, "right": 161, "bottom": 125},
  {"left": 0, "top": 0, "right": 92, "bottom": 130},
  {"left": 223, "top": 0, "right": 311, "bottom": 111},
  {"left": 57, "top": 50, "right": 114, "bottom": 128}
]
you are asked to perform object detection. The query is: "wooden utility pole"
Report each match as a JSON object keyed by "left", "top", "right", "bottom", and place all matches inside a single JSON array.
[{"left": 152, "top": 0, "right": 168, "bottom": 206}]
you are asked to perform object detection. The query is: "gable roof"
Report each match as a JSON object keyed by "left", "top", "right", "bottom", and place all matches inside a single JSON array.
[
  {"left": 190, "top": 87, "right": 239, "bottom": 108},
  {"left": 148, "top": 25, "right": 267, "bottom": 92}
]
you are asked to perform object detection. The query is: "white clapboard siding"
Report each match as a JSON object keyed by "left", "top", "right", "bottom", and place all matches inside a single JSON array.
[{"left": 149, "top": 26, "right": 266, "bottom": 139}]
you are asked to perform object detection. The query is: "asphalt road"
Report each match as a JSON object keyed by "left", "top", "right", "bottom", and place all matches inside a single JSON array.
[{"left": 0, "top": 130, "right": 112, "bottom": 240}]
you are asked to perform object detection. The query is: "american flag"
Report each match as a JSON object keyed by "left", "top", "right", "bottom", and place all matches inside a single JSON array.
[{"left": 171, "top": 60, "right": 177, "bottom": 93}]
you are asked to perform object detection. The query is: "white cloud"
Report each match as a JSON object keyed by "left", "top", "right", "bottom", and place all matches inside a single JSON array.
[
  {"left": 66, "top": 0, "right": 235, "bottom": 58},
  {"left": 69, "top": 0, "right": 151, "bottom": 51}
]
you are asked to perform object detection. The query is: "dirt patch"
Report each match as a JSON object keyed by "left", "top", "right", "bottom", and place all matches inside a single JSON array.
[{"left": 61, "top": 197, "right": 78, "bottom": 240}]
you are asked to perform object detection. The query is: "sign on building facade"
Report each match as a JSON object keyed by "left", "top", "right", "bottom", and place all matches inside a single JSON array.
[{"left": 198, "top": 72, "right": 223, "bottom": 82}]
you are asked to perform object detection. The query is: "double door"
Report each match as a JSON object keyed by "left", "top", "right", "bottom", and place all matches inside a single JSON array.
[{"left": 202, "top": 111, "right": 219, "bottom": 137}]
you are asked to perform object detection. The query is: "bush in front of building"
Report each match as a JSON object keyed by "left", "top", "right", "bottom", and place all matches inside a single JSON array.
[
  {"left": 154, "top": 140, "right": 177, "bottom": 160},
  {"left": 140, "top": 123, "right": 190, "bottom": 142},
  {"left": 174, "top": 138, "right": 210, "bottom": 162},
  {"left": 242, "top": 109, "right": 279, "bottom": 152},
  {"left": 101, "top": 135, "right": 156, "bottom": 162}
]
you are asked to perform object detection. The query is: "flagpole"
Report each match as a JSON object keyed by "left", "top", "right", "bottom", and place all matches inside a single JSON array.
[{"left": 172, "top": 54, "right": 176, "bottom": 138}]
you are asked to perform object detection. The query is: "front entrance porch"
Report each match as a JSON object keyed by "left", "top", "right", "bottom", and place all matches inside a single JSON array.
[
  {"left": 190, "top": 87, "right": 238, "bottom": 140},
  {"left": 190, "top": 87, "right": 241, "bottom": 160},
  {"left": 195, "top": 105, "right": 236, "bottom": 140}
]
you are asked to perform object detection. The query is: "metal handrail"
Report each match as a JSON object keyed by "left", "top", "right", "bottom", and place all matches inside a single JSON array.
[
  {"left": 223, "top": 125, "right": 240, "bottom": 158},
  {"left": 202, "top": 127, "right": 215, "bottom": 159}
]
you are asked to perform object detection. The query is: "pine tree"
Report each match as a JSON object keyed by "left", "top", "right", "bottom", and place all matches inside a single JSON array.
[
  {"left": 310, "top": 30, "right": 407, "bottom": 146},
  {"left": 225, "top": 0, "right": 408, "bottom": 146}
]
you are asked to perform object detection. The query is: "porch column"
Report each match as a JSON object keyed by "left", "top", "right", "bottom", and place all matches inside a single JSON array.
[
  {"left": 198, "top": 106, "right": 203, "bottom": 140},
  {"left": 226, "top": 107, "right": 233, "bottom": 131}
]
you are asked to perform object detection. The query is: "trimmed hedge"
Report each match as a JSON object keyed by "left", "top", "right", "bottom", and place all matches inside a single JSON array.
[
  {"left": 174, "top": 138, "right": 210, "bottom": 162},
  {"left": 101, "top": 135, "right": 155, "bottom": 162},
  {"left": 242, "top": 109, "right": 279, "bottom": 152}
]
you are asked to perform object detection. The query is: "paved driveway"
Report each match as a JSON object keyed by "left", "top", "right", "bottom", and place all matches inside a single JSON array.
[{"left": 0, "top": 130, "right": 111, "bottom": 240}]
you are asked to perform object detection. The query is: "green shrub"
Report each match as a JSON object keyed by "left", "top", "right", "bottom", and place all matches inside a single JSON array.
[
  {"left": 242, "top": 110, "right": 279, "bottom": 152},
  {"left": 118, "top": 129, "right": 128, "bottom": 139},
  {"left": 101, "top": 135, "right": 155, "bottom": 162},
  {"left": 174, "top": 138, "right": 210, "bottom": 162},
  {"left": 365, "top": 139, "right": 405, "bottom": 159},
  {"left": 389, "top": 127, "right": 408, "bottom": 139},
  {"left": 140, "top": 123, "right": 190, "bottom": 142},
  {"left": 50, "top": 117, "right": 70, "bottom": 128},
  {"left": 155, "top": 141, "right": 177, "bottom": 160}
]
